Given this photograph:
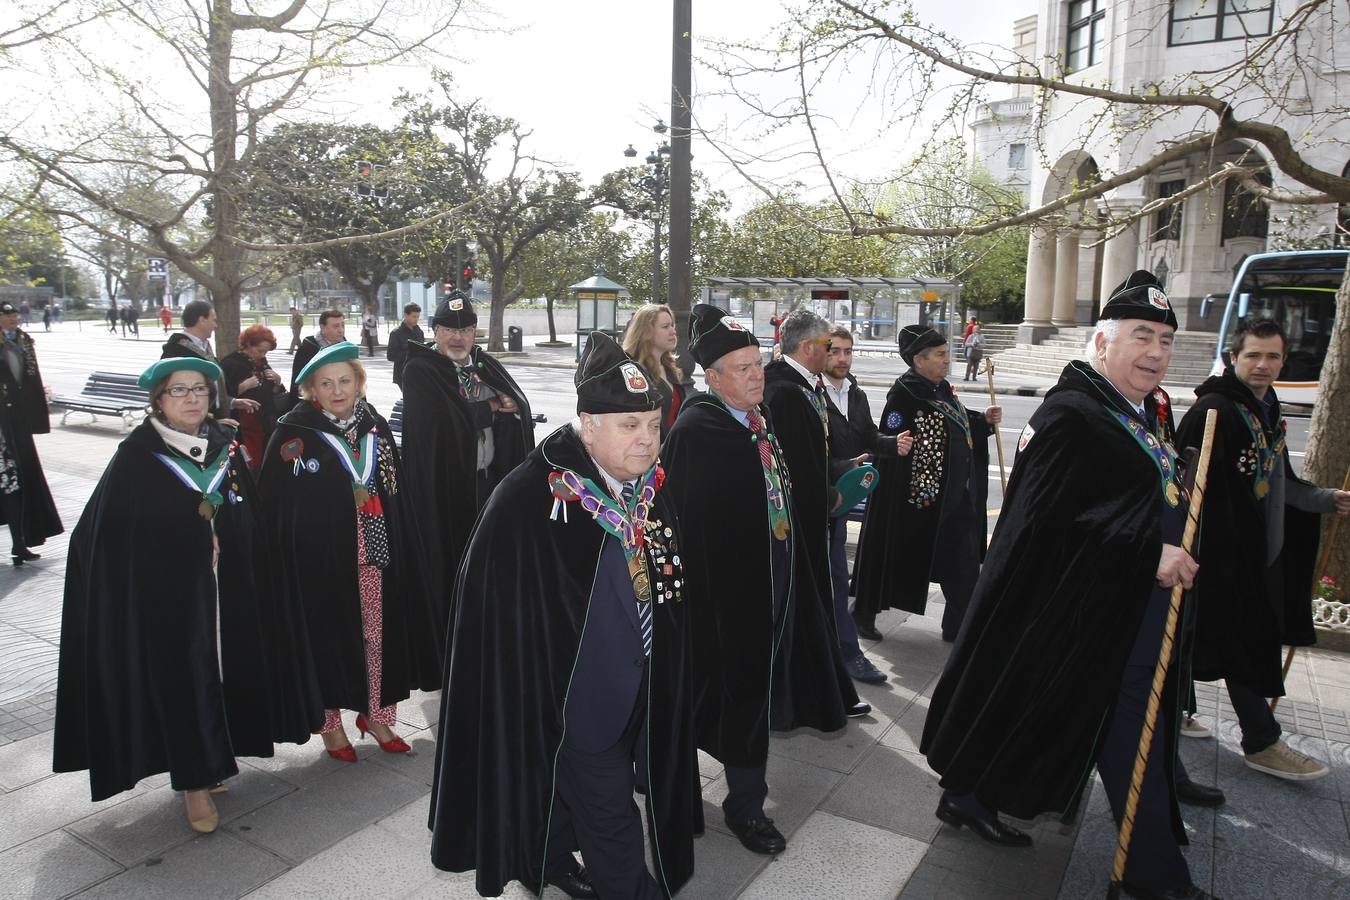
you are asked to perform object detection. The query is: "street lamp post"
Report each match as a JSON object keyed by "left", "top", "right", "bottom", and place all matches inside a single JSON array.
[{"left": 623, "top": 121, "right": 671, "bottom": 306}]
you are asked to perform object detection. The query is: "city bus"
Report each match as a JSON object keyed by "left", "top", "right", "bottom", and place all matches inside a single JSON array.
[{"left": 1200, "top": 249, "right": 1347, "bottom": 405}]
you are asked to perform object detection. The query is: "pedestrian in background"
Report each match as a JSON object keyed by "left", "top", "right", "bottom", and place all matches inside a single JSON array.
[
  {"left": 360, "top": 303, "right": 378, "bottom": 357},
  {"left": 159, "top": 304, "right": 173, "bottom": 334},
  {"left": 221, "top": 325, "right": 286, "bottom": 471},
  {"left": 41, "top": 306, "right": 51, "bottom": 332},
  {"left": 623, "top": 303, "right": 697, "bottom": 439},
  {"left": 385, "top": 302, "right": 423, "bottom": 387},
  {"left": 963, "top": 323, "right": 986, "bottom": 382},
  {"left": 53, "top": 357, "right": 322, "bottom": 832},
  {"left": 0, "top": 301, "right": 61, "bottom": 565},
  {"left": 260, "top": 343, "right": 439, "bottom": 764},
  {"left": 18, "top": 302, "right": 29, "bottom": 325},
  {"left": 106, "top": 307, "right": 117, "bottom": 333},
  {"left": 288, "top": 306, "right": 304, "bottom": 354}
]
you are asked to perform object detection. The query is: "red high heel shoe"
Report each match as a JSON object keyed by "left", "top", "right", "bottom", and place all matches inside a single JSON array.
[
  {"left": 356, "top": 714, "right": 411, "bottom": 753},
  {"left": 322, "top": 735, "right": 358, "bottom": 763}
]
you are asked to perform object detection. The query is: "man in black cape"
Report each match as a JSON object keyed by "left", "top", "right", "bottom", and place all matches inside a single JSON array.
[
  {"left": 0, "top": 302, "right": 61, "bottom": 563},
  {"left": 851, "top": 323, "right": 999, "bottom": 642},
  {"left": 385, "top": 301, "right": 423, "bottom": 387},
  {"left": 762, "top": 308, "right": 870, "bottom": 715},
  {"left": 921, "top": 272, "right": 1216, "bottom": 900},
  {"left": 1177, "top": 317, "right": 1349, "bottom": 782},
  {"left": 161, "top": 299, "right": 259, "bottom": 420},
  {"left": 429, "top": 332, "right": 697, "bottom": 899},
  {"left": 400, "top": 293, "right": 535, "bottom": 635},
  {"left": 663, "top": 304, "right": 850, "bottom": 858}
]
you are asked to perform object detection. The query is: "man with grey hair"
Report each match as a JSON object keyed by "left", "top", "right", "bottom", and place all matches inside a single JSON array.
[{"left": 920, "top": 271, "right": 1218, "bottom": 899}]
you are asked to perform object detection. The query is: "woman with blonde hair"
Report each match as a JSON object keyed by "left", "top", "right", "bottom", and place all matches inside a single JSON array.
[{"left": 623, "top": 303, "right": 697, "bottom": 438}]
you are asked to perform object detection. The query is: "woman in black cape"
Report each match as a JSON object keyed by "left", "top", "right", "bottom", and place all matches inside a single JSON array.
[{"left": 54, "top": 357, "right": 322, "bottom": 832}]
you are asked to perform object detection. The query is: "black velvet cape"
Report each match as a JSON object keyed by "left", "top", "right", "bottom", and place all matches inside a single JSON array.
[
  {"left": 427, "top": 425, "right": 698, "bottom": 898},
  {"left": 762, "top": 361, "right": 859, "bottom": 708},
  {"left": 1176, "top": 371, "right": 1322, "bottom": 696},
  {"left": 54, "top": 420, "right": 322, "bottom": 801},
  {"left": 852, "top": 370, "right": 990, "bottom": 615},
  {"left": 0, "top": 328, "right": 62, "bottom": 545},
  {"left": 920, "top": 362, "right": 1184, "bottom": 825},
  {"left": 663, "top": 393, "right": 848, "bottom": 768},
  {"left": 399, "top": 340, "right": 536, "bottom": 640},
  {"left": 259, "top": 401, "right": 442, "bottom": 708}
]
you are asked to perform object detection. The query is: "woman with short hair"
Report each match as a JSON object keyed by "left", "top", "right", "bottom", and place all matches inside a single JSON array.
[
  {"left": 623, "top": 303, "right": 697, "bottom": 438},
  {"left": 54, "top": 357, "right": 321, "bottom": 832},
  {"left": 259, "top": 342, "right": 440, "bottom": 762},
  {"left": 221, "top": 324, "right": 286, "bottom": 469}
]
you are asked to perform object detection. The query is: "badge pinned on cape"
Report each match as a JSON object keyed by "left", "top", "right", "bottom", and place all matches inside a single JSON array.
[
  {"left": 1017, "top": 423, "right": 1035, "bottom": 452},
  {"left": 885, "top": 410, "right": 904, "bottom": 431}
]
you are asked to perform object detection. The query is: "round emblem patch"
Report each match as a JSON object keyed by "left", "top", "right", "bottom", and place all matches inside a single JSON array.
[
  {"left": 620, "top": 362, "right": 650, "bottom": 393},
  {"left": 279, "top": 438, "right": 304, "bottom": 461},
  {"left": 1147, "top": 287, "right": 1170, "bottom": 310},
  {"left": 885, "top": 411, "right": 904, "bottom": 430},
  {"left": 720, "top": 316, "right": 747, "bottom": 332}
]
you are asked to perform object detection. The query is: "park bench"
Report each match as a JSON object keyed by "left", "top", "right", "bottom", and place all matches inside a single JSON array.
[
  {"left": 49, "top": 371, "right": 148, "bottom": 429},
  {"left": 385, "top": 398, "right": 547, "bottom": 446}
]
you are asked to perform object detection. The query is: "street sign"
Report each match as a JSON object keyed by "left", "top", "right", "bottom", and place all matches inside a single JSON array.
[{"left": 147, "top": 257, "right": 167, "bottom": 281}]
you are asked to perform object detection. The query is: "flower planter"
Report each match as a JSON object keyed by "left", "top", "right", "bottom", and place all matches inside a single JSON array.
[{"left": 1313, "top": 598, "right": 1350, "bottom": 653}]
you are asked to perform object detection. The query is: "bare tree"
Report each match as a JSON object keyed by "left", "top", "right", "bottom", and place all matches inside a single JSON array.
[
  {"left": 0, "top": 0, "right": 480, "bottom": 353},
  {"left": 705, "top": 0, "right": 1350, "bottom": 583}
]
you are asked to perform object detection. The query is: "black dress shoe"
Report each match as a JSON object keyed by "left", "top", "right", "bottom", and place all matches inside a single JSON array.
[
  {"left": 1175, "top": 779, "right": 1225, "bottom": 808},
  {"left": 544, "top": 866, "right": 598, "bottom": 898},
  {"left": 845, "top": 655, "right": 887, "bottom": 685},
  {"left": 934, "top": 796, "right": 1032, "bottom": 847},
  {"left": 1120, "top": 880, "right": 1218, "bottom": 900},
  {"left": 726, "top": 817, "right": 787, "bottom": 855},
  {"left": 854, "top": 620, "right": 883, "bottom": 641},
  {"left": 847, "top": 700, "right": 872, "bottom": 718}
]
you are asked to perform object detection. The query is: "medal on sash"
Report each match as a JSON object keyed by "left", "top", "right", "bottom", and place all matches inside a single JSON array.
[
  {"left": 1109, "top": 412, "right": 1181, "bottom": 508},
  {"left": 153, "top": 445, "right": 233, "bottom": 521},
  {"left": 928, "top": 397, "right": 973, "bottom": 449},
  {"left": 1234, "top": 401, "right": 1285, "bottom": 501},
  {"left": 317, "top": 430, "right": 378, "bottom": 510},
  {"left": 549, "top": 464, "right": 663, "bottom": 604}
]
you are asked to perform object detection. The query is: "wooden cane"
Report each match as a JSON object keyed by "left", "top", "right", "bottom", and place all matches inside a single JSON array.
[
  {"left": 1270, "top": 463, "right": 1350, "bottom": 713},
  {"left": 1106, "top": 409, "right": 1218, "bottom": 900},
  {"left": 980, "top": 359, "right": 1008, "bottom": 495}
]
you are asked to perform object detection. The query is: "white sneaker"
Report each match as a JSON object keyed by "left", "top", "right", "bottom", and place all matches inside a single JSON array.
[
  {"left": 1244, "top": 740, "right": 1330, "bottom": 781},
  {"left": 1180, "top": 715, "right": 1212, "bottom": 739}
]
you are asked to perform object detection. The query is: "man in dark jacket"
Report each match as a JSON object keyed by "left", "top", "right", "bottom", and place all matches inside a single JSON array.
[
  {"left": 1177, "top": 317, "right": 1349, "bottom": 782},
  {"left": 821, "top": 325, "right": 910, "bottom": 683},
  {"left": 385, "top": 302, "right": 423, "bottom": 387},
  {"left": 0, "top": 302, "right": 62, "bottom": 563},
  {"left": 286, "top": 309, "right": 345, "bottom": 407},
  {"left": 161, "top": 300, "right": 258, "bottom": 420}
]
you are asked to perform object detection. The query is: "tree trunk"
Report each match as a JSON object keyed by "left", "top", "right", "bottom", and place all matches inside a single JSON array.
[
  {"left": 546, "top": 292, "right": 557, "bottom": 342},
  {"left": 1304, "top": 267, "right": 1350, "bottom": 596},
  {"left": 488, "top": 265, "right": 506, "bottom": 352},
  {"left": 206, "top": 0, "right": 243, "bottom": 356}
]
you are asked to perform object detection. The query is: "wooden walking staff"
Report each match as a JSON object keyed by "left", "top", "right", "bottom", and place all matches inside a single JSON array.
[
  {"left": 1106, "top": 409, "right": 1218, "bottom": 900},
  {"left": 980, "top": 359, "right": 1008, "bottom": 494},
  {"left": 1271, "top": 462, "right": 1350, "bottom": 714}
]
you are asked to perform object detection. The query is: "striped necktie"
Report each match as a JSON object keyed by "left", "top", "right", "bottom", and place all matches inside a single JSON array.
[
  {"left": 623, "top": 480, "right": 652, "bottom": 658},
  {"left": 746, "top": 409, "right": 774, "bottom": 470}
]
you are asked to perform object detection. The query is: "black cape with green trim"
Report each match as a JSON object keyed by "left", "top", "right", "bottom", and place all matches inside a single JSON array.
[
  {"left": 663, "top": 393, "right": 848, "bottom": 768},
  {"left": 427, "top": 425, "right": 697, "bottom": 898},
  {"left": 920, "top": 362, "right": 1185, "bottom": 823},
  {"left": 54, "top": 420, "right": 322, "bottom": 801},
  {"left": 399, "top": 340, "right": 535, "bottom": 639},
  {"left": 852, "top": 370, "right": 990, "bottom": 616},
  {"left": 258, "top": 400, "right": 442, "bottom": 706},
  {"left": 1176, "top": 370, "right": 1322, "bottom": 696}
]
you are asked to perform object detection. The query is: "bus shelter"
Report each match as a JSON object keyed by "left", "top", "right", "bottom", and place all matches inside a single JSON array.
[{"left": 700, "top": 276, "right": 962, "bottom": 345}]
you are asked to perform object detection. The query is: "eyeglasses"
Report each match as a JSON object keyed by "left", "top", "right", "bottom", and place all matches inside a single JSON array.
[
  {"left": 164, "top": 384, "right": 211, "bottom": 398},
  {"left": 803, "top": 338, "right": 833, "bottom": 350}
]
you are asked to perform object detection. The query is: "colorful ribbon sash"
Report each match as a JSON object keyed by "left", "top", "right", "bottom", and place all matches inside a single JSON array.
[{"left": 153, "top": 445, "right": 232, "bottom": 520}]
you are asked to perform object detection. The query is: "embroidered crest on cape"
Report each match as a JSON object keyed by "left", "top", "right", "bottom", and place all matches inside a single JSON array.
[
  {"left": 1017, "top": 423, "right": 1035, "bottom": 452},
  {"left": 885, "top": 410, "right": 904, "bottom": 430}
]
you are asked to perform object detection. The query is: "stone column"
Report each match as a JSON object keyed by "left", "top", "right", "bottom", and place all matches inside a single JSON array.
[
  {"left": 1100, "top": 215, "right": 1142, "bottom": 308},
  {"left": 1051, "top": 228, "right": 1081, "bottom": 326},
  {"left": 1021, "top": 224, "right": 1056, "bottom": 328}
]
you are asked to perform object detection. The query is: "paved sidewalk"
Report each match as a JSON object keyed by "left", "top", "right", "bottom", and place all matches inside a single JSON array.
[{"left": 1, "top": 327, "right": 1348, "bottom": 898}]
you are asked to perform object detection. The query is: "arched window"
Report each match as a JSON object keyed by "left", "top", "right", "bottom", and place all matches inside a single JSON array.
[{"left": 1222, "top": 170, "right": 1271, "bottom": 242}]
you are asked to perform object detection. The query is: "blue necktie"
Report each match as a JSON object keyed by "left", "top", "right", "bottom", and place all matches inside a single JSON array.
[{"left": 623, "top": 481, "right": 652, "bottom": 658}]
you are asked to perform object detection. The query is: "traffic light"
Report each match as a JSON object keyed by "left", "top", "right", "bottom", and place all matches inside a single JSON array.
[
  {"left": 355, "top": 160, "right": 374, "bottom": 197},
  {"left": 460, "top": 258, "right": 476, "bottom": 291}
]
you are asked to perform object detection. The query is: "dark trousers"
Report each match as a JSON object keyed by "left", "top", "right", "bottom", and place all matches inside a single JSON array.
[
  {"left": 2, "top": 490, "right": 25, "bottom": 551},
  {"left": 363, "top": 332, "right": 376, "bottom": 356},
  {"left": 722, "top": 764, "right": 769, "bottom": 824},
  {"left": 545, "top": 731, "right": 661, "bottom": 899},
  {"left": 1228, "top": 680, "right": 1282, "bottom": 755},
  {"left": 933, "top": 518, "right": 981, "bottom": 641},
  {"left": 829, "top": 517, "right": 863, "bottom": 658},
  {"left": 289, "top": 329, "right": 302, "bottom": 353}
]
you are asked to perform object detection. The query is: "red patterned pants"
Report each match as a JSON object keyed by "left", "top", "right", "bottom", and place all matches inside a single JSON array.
[{"left": 321, "top": 527, "right": 397, "bottom": 732}]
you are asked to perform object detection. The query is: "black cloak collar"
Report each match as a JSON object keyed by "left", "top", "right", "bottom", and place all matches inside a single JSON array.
[
  {"left": 1195, "top": 366, "right": 1280, "bottom": 432},
  {"left": 1052, "top": 360, "right": 1156, "bottom": 427},
  {"left": 278, "top": 397, "right": 377, "bottom": 440},
  {"left": 896, "top": 368, "right": 955, "bottom": 403}
]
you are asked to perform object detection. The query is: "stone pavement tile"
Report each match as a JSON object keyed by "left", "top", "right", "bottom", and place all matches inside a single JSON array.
[
  {"left": 0, "top": 622, "right": 61, "bottom": 707},
  {"left": 1058, "top": 794, "right": 1215, "bottom": 899},
  {"left": 865, "top": 622, "right": 952, "bottom": 676},
  {"left": 67, "top": 830, "right": 286, "bottom": 900},
  {"left": 402, "top": 871, "right": 538, "bottom": 900},
  {"left": 901, "top": 862, "right": 1045, "bottom": 900},
  {"left": 1209, "top": 847, "right": 1350, "bottom": 899},
  {"left": 236, "top": 737, "right": 360, "bottom": 788},
  {"left": 395, "top": 690, "right": 442, "bottom": 731},
  {"left": 678, "top": 827, "right": 771, "bottom": 899},
  {"left": 737, "top": 810, "right": 926, "bottom": 899},
  {"left": 68, "top": 767, "right": 295, "bottom": 866},
  {"left": 240, "top": 816, "right": 437, "bottom": 899},
  {"left": 924, "top": 813, "right": 1078, "bottom": 898},
  {"left": 697, "top": 749, "right": 723, "bottom": 780},
  {"left": 0, "top": 729, "right": 55, "bottom": 791},
  {"left": 851, "top": 664, "right": 936, "bottom": 725},
  {"left": 224, "top": 758, "right": 430, "bottom": 864},
  {"left": 768, "top": 714, "right": 892, "bottom": 775},
  {"left": 701, "top": 754, "right": 844, "bottom": 841},
  {"left": 0, "top": 769, "right": 150, "bottom": 854},
  {"left": 877, "top": 696, "right": 931, "bottom": 754},
  {"left": 0, "top": 830, "right": 123, "bottom": 900},
  {"left": 361, "top": 726, "right": 437, "bottom": 786},
  {"left": 1213, "top": 778, "right": 1350, "bottom": 870},
  {"left": 1178, "top": 724, "right": 1220, "bottom": 785},
  {"left": 1215, "top": 733, "right": 1339, "bottom": 802},
  {"left": 819, "top": 743, "right": 943, "bottom": 843}
]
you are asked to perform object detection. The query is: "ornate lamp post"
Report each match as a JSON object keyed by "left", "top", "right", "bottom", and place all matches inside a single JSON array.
[{"left": 623, "top": 121, "right": 671, "bottom": 305}]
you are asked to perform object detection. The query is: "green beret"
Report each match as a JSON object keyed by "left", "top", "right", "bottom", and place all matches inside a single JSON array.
[
  {"left": 138, "top": 356, "right": 222, "bottom": 391},
  {"left": 296, "top": 341, "right": 361, "bottom": 385}
]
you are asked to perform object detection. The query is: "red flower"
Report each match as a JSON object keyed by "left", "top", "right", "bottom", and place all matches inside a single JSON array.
[{"left": 654, "top": 465, "right": 666, "bottom": 492}]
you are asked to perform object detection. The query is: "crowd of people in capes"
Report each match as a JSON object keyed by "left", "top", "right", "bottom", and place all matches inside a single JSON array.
[{"left": 19, "top": 274, "right": 1348, "bottom": 900}]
